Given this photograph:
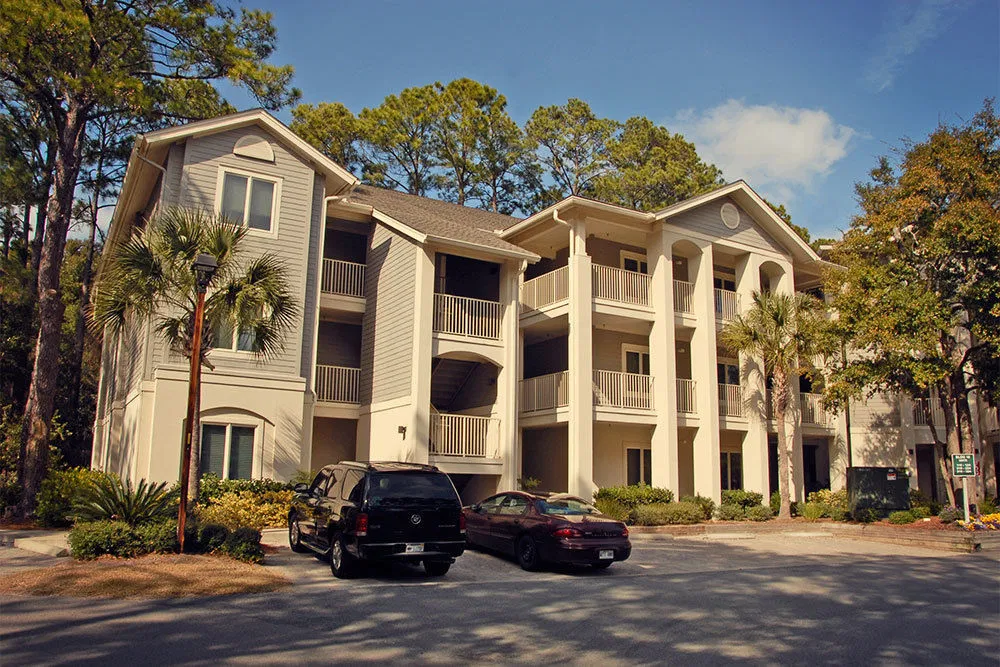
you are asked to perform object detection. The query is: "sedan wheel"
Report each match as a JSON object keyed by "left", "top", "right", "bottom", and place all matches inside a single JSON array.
[
  {"left": 516, "top": 535, "right": 540, "bottom": 571},
  {"left": 288, "top": 516, "right": 308, "bottom": 553},
  {"left": 330, "top": 534, "right": 356, "bottom": 579}
]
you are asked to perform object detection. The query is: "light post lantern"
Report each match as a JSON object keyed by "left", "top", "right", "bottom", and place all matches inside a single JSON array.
[{"left": 178, "top": 253, "right": 218, "bottom": 552}]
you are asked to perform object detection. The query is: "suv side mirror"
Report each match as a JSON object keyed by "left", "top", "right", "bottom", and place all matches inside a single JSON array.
[
  {"left": 293, "top": 483, "right": 309, "bottom": 495},
  {"left": 471, "top": 503, "right": 482, "bottom": 513}
]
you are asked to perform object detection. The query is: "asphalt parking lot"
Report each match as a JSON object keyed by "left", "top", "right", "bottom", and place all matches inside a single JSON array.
[{"left": 3, "top": 533, "right": 999, "bottom": 665}]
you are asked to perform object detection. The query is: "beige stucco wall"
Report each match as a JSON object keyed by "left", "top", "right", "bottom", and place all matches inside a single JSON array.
[
  {"left": 592, "top": 422, "right": 655, "bottom": 489},
  {"left": 311, "top": 417, "right": 358, "bottom": 469},
  {"left": 522, "top": 426, "right": 568, "bottom": 493}
]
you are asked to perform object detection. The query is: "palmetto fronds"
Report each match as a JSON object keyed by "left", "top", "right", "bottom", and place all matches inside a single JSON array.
[
  {"left": 91, "top": 207, "right": 297, "bottom": 363},
  {"left": 73, "top": 476, "right": 177, "bottom": 526}
]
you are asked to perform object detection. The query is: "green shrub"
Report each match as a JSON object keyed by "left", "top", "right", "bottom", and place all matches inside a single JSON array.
[
  {"left": 633, "top": 502, "right": 704, "bottom": 526},
  {"left": 134, "top": 519, "right": 179, "bottom": 553},
  {"left": 69, "top": 520, "right": 141, "bottom": 559},
  {"left": 222, "top": 527, "right": 264, "bottom": 564},
  {"left": 36, "top": 468, "right": 112, "bottom": 527},
  {"left": 679, "top": 495, "right": 715, "bottom": 521},
  {"left": 828, "top": 506, "right": 850, "bottom": 522},
  {"left": 714, "top": 504, "right": 745, "bottom": 521},
  {"left": 0, "top": 409, "right": 22, "bottom": 510},
  {"left": 808, "top": 489, "right": 849, "bottom": 514},
  {"left": 593, "top": 485, "right": 673, "bottom": 510},
  {"left": 198, "top": 523, "right": 230, "bottom": 551},
  {"left": 938, "top": 506, "right": 963, "bottom": 523},
  {"left": 721, "top": 489, "right": 763, "bottom": 509},
  {"left": 910, "top": 505, "right": 931, "bottom": 519},
  {"left": 198, "top": 474, "right": 290, "bottom": 503},
  {"left": 769, "top": 490, "right": 801, "bottom": 517},
  {"left": 800, "top": 502, "right": 827, "bottom": 520},
  {"left": 976, "top": 497, "right": 998, "bottom": 516},
  {"left": 196, "top": 489, "right": 294, "bottom": 530},
  {"left": 853, "top": 507, "right": 880, "bottom": 523},
  {"left": 73, "top": 476, "right": 177, "bottom": 526},
  {"left": 888, "top": 510, "right": 916, "bottom": 525},
  {"left": 594, "top": 498, "right": 631, "bottom": 523},
  {"left": 745, "top": 505, "right": 773, "bottom": 522}
]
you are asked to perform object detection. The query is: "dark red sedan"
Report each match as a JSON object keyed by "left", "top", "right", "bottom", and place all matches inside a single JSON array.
[{"left": 463, "top": 492, "right": 630, "bottom": 571}]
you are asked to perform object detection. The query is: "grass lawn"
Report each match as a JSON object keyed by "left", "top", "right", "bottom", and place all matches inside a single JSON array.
[{"left": 0, "top": 553, "right": 291, "bottom": 598}]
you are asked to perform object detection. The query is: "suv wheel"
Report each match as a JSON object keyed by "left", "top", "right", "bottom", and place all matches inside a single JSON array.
[
  {"left": 330, "top": 533, "right": 357, "bottom": 579},
  {"left": 516, "top": 535, "right": 540, "bottom": 571},
  {"left": 424, "top": 560, "right": 451, "bottom": 576},
  {"left": 288, "top": 516, "right": 308, "bottom": 553}
]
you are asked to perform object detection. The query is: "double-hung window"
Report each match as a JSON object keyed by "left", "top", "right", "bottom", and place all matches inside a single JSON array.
[
  {"left": 220, "top": 171, "right": 276, "bottom": 232},
  {"left": 626, "top": 447, "right": 652, "bottom": 486},
  {"left": 200, "top": 424, "right": 255, "bottom": 480},
  {"left": 211, "top": 318, "right": 255, "bottom": 352}
]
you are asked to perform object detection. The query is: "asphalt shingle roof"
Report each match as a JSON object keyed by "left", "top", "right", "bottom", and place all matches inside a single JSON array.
[{"left": 347, "top": 186, "right": 531, "bottom": 256}]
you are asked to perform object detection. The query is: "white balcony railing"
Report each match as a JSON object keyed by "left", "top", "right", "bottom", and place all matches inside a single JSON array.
[
  {"left": 593, "top": 370, "right": 653, "bottom": 410},
  {"left": 321, "top": 259, "right": 365, "bottom": 298},
  {"left": 800, "top": 393, "right": 828, "bottom": 424},
  {"left": 673, "top": 280, "right": 694, "bottom": 313},
  {"left": 430, "top": 413, "right": 500, "bottom": 458},
  {"left": 592, "top": 265, "right": 651, "bottom": 307},
  {"left": 433, "top": 293, "right": 503, "bottom": 340},
  {"left": 912, "top": 398, "right": 944, "bottom": 427},
  {"left": 719, "top": 383, "right": 744, "bottom": 418},
  {"left": 714, "top": 288, "right": 740, "bottom": 322},
  {"left": 676, "top": 378, "right": 697, "bottom": 414},
  {"left": 520, "top": 371, "right": 570, "bottom": 412},
  {"left": 520, "top": 266, "right": 568, "bottom": 311},
  {"left": 316, "top": 365, "right": 360, "bottom": 404}
]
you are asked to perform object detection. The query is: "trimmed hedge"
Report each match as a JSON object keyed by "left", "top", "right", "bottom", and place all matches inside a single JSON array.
[
  {"left": 714, "top": 504, "right": 745, "bottom": 521},
  {"left": 69, "top": 519, "right": 178, "bottom": 560},
  {"left": 721, "top": 490, "right": 763, "bottom": 509},
  {"left": 593, "top": 498, "right": 631, "bottom": 523},
  {"left": 769, "top": 491, "right": 799, "bottom": 517},
  {"left": 196, "top": 490, "right": 294, "bottom": 530},
  {"left": 223, "top": 527, "right": 264, "bottom": 564},
  {"left": 745, "top": 505, "right": 773, "bottom": 522},
  {"left": 679, "top": 494, "right": 715, "bottom": 521},
  {"left": 198, "top": 474, "right": 290, "bottom": 503},
  {"left": 594, "top": 485, "right": 674, "bottom": 510},
  {"left": 800, "top": 502, "right": 827, "bottom": 521},
  {"left": 198, "top": 523, "right": 230, "bottom": 551},
  {"left": 36, "top": 468, "right": 114, "bottom": 527},
  {"left": 633, "top": 502, "right": 704, "bottom": 526},
  {"left": 887, "top": 510, "right": 916, "bottom": 525}
]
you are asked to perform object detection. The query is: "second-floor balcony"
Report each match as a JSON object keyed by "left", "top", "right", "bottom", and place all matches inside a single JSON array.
[
  {"left": 321, "top": 258, "right": 366, "bottom": 298},
  {"left": 715, "top": 288, "right": 740, "bottom": 322},
  {"left": 430, "top": 413, "right": 500, "bottom": 458},
  {"left": 433, "top": 293, "right": 503, "bottom": 341},
  {"left": 520, "top": 371, "right": 570, "bottom": 412},
  {"left": 676, "top": 378, "right": 697, "bottom": 413},
  {"left": 912, "top": 398, "right": 943, "bottom": 427},
  {"left": 800, "top": 392, "right": 829, "bottom": 425},
  {"left": 594, "top": 370, "right": 653, "bottom": 410},
  {"left": 316, "top": 364, "right": 360, "bottom": 404}
]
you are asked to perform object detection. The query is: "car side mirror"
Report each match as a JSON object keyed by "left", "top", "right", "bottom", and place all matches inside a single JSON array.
[
  {"left": 471, "top": 503, "right": 482, "bottom": 513},
  {"left": 293, "top": 483, "right": 309, "bottom": 494}
]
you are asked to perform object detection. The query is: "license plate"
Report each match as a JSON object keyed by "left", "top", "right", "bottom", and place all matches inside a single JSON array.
[
  {"left": 598, "top": 550, "right": 614, "bottom": 560},
  {"left": 405, "top": 543, "right": 424, "bottom": 554}
]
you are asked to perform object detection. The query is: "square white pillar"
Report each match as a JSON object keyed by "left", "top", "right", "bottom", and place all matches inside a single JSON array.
[
  {"left": 690, "top": 241, "right": 722, "bottom": 502},
  {"left": 567, "top": 219, "right": 595, "bottom": 498},
  {"left": 649, "top": 227, "right": 679, "bottom": 494}
]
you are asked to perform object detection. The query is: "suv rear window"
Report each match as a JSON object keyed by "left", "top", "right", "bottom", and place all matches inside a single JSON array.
[{"left": 368, "top": 473, "right": 458, "bottom": 506}]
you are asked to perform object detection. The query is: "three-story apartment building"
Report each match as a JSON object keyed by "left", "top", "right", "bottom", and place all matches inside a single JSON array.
[{"left": 92, "top": 110, "right": 999, "bottom": 504}]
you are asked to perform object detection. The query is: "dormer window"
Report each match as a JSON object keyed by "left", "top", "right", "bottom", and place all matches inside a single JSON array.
[{"left": 218, "top": 169, "right": 278, "bottom": 233}]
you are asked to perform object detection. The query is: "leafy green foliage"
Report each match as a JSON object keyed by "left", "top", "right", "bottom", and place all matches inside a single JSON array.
[
  {"left": 290, "top": 102, "right": 360, "bottom": 173},
  {"left": 887, "top": 510, "right": 916, "bottom": 525},
  {"left": 73, "top": 476, "right": 177, "bottom": 526},
  {"left": 197, "top": 523, "right": 230, "bottom": 551},
  {"left": 594, "top": 485, "right": 674, "bottom": 510},
  {"left": 714, "top": 504, "right": 745, "bottom": 521},
  {"left": 679, "top": 495, "right": 716, "bottom": 521},
  {"left": 853, "top": 508, "right": 880, "bottom": 523},
  {"left": 801, "top": 502, "right": 827, "bottom": 520},
  {"left": 593, "top": 498, "right": 631, "bottom": 523},
  {"left": 908, "top": 488, "right": 942, "bottom": 515},
  {"left": 35, "top": 467, "right": 112, "bottom": 527},
  {"left": 222, "top": 527, "right": 264, "bottom": 564},
  {"left": 720, "top": 490, "right": 764, "bottom": 509},
  {"left": 198, "top": 474, "right": 290, "bottom": 503},
  {"left": 938, "top": 506, "right": 963, "bottom": 523},
  {"left": 745, "top": 505, "right": 773, "bottom": 522},
  {"left": 977, "top": 497, "right": 999, "bottom": 516},
  {"left": 196, "top": 490, "right": 293, "bottom": 530},
  {"left": 633, "top": 502, "right": 704, "bottom": 526},
  {"left": 69, "top": 519, "right": 177, "bottom": 559},
  {"left": 910, "top": 506, "right": 931, "bottom": 519}
]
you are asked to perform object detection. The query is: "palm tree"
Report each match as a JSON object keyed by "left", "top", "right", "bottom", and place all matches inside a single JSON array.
[
  {"left": 719, "top": 290, "right": 828, "bottom": 519},
  {"left": 92, "top": 208, "right": 297, "bottom": 502}
]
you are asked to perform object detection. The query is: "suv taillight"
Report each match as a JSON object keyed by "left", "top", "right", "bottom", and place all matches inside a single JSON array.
[
  {"left": 459, "top": 513, "right": 466, "bottom": 534},
  {"left": 354, "top": 513, "right": 368, "bottom": 537},
  {"left": 621, "top": 526, "right": 629, "bottom": 538},
  {"left": 552, "top": 527, "right": 582, "bottom": 538}
]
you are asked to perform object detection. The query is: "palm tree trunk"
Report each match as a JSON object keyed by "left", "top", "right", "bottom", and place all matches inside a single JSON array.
[
  {"left": 774, "top": 370, "right": 792, "bottom": 520},
  {"left": 187, "top": 387, "right": 202, "bottom": 504}
]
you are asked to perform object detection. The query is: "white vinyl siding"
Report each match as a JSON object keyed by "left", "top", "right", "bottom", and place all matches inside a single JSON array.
[
  {"left": 668, "top": 197, "right": 785, "bottom": 254},
  {"left": 359, "top": 223, "right": 417, "bottom": 405}
]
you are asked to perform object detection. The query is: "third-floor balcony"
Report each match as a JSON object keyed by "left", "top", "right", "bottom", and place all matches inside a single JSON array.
[
  {"left": 714, "top": 288, "right": 740, "bottom": 323},
  {"left": 719, "top": 383, "right": 744, "bottom": 418},
  {"left": 321, "top": 258, "right": 366, "bottom": 298},
  {"left": 520, "top": 371, "right": 569, "bottom": 413},
  {"left": 676, "top": 378, "right": 697, "bottom": 414},
  {"left": 673, "top": 280, "right": 694, "bottom": 314},
  {"left": 594, "top": 370, "right": 653, "bottom": 410},
  {"left": 316, "top": 364, "right": 360, "bottom": 404}
]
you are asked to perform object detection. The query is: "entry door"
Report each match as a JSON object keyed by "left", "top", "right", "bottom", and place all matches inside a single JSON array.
[
  {"left": 623, "top": 346, "right": 651, "bottom": 375},
  {"left": 720, "top": 452, "right": 743, "bottom": 490},
  {"left": 626, "top": 446, "right": 652, "bottom": 486},
  {"left": 915, "top": 444, "right": 938, "bottom": 501}
]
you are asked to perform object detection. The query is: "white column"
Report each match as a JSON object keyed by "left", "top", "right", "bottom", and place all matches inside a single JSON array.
[
  {"left": 735, "top": 252, "right": 767, "bottom": 495},
  {"left": 649, "top": 226, "right": 679, "bottom": 494},
  {"left": 773, "top": 261, "right": 804, "bottom": 501},
  {"left": 567, "top": 219, "right": 595, "bottom": 498},
  {"left": 691, "top": 240, "right": 722, "bottom": 502},
  {"left": 497, "top": 259, "right": 525, "bottom": 490}
]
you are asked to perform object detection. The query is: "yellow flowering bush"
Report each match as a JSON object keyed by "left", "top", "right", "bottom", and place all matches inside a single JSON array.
[
  {"left": 959, "top": 513, "right": 1000, "bottom": 532},
  {"left": 196, "top": 490, "right": 294, "bottom": 530}
]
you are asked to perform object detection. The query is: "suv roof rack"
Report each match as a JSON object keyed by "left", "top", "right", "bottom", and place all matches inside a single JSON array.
[{"left": 338, "top": 461, "right": 441, "bottom": 473}]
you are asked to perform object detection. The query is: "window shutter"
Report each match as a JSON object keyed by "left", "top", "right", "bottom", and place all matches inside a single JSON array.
[
  {"left": 229, "top": 426, "right": 255, "bottom": 480},
  {"left": 201, "top": 425, "right": 227, "bottom": 478}
]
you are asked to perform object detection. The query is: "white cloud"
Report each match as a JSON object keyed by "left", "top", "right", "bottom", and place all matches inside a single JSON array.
[
  {"left": 864, "top": 0, "right": 958, "bottom": 93},
  {"left": 673, "top": 100, "right": 856, "bottom": 203}
]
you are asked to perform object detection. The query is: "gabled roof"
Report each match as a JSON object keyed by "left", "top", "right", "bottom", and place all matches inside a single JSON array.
[
  {"left": 655, "top": 180, "right": 821, "bottom": 264},
  {"left": 500, "top": 195, "right": 655, "bottom": 238},
  {"left": 346, "top": 185, "right": 538, "bottom": 261}
]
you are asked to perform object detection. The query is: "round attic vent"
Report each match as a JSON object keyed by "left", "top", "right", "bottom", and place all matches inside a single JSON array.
[{"left": 720, "top": 203, "right": 740, "bottom": 230}]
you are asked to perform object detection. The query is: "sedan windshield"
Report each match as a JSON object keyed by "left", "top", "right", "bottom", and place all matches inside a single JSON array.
[
  {"left": 368, "top": 473, "right": 457, "bottom": 506},
  {"left": 537, "top": 498, "right": 599, "bottom": 515}
]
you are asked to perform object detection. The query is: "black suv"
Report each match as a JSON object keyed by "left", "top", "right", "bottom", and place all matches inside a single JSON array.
[{"left": 288, "top": 461, "right": 466, "bottom": 578}]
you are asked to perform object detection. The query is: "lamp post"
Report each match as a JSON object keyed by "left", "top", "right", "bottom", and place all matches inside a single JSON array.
[{"left": 177, "top": 253, "right": 218, "bottom": 552}]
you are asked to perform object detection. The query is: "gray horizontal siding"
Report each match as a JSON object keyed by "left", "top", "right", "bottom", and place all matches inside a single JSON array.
[
  {"left": 669, "top": 197, "right": 784, "bottom": 254},
  {"left": 317, "top": 322, "right": 362, "bottom": 368},
  {"left": 359, "top": 223, "right": 416, "bottom": 405},
  {"left": 300, "top": 172, "right": 325, "bottom": 383}
]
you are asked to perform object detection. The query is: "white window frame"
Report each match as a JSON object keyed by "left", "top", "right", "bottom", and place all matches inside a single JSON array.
[
  {"left": 200, "top": 422, "right": 258, "bottom": 480},
  {"left": 621, "top": 344, "right": 651, "bottom": 375},
  {"left": 214, "top": 166, "right": 281, "bottom": 237},
  {"left": 624, "top": 444, "right": 652, "bottom": 486},
  {"left": 208, "top": 319, "right": 257, "bottom": 357},
  {"left": 620, "top": 250, "right": 649, "bottom": 274}
]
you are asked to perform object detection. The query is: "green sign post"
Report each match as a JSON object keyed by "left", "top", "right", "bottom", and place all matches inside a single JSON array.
[{"left": 951, "top": 454, "right": 977, "bottom": 522}]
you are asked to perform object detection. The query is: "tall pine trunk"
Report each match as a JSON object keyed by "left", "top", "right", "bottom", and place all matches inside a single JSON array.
[
  {"left": 65, "top": 197, "right": 100, "bottom": 448},
  {"left": 18, "top": 104, "right": 87, "bottom": 517}
]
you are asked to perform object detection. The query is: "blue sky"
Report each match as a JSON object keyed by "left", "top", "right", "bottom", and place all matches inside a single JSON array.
[{"left": 226, "top": 0, "right": 998, "bottom": 240}]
